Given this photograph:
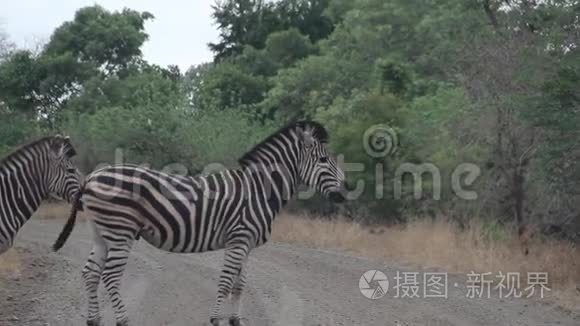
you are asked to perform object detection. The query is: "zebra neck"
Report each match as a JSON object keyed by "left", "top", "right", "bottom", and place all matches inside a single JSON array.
[
  {"left": 243, "top": 161, "right": 298, "bottom": 217},
  {"left": 0, "top": 158, "right": 47, "bottom": 244}
]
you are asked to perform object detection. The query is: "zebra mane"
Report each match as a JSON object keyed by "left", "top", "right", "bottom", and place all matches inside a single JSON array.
[
  {"left": 238, "top": 120, "right": 328, "bottom": 167},
  {"left": 0, "top": 136, "right": 76, "bottom": 168}
]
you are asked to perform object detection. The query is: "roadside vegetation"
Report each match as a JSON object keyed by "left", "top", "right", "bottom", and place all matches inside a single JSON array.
[{"left": 274, "top": 214, "right": 580, "bottom": 310}]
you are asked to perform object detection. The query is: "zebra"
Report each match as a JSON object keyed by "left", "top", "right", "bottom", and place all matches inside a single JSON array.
[
  {"left": 0, "top": 135, "right": 81, "bottom": 255},
  {"left": 53, "top": 120, "right": 349, "bottom": 326}
]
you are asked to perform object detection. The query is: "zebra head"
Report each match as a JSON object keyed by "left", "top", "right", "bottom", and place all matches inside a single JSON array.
[
  {"left": 46, "top": 135, "right": 82, "bottom": 204},
  {"left": 296, "top": 122, "right": 348, "bottom": 203}
]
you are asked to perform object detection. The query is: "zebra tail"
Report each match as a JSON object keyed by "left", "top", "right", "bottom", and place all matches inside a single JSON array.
[{"left": 53, "top": 190, "right": 83, "bottom": 252}]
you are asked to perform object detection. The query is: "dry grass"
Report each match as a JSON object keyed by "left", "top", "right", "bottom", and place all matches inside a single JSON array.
[
  {"left": 0, "top": 203, "right": 73, "bottom": 282},
  {"left": 273, "top": 213, "right": 580, "bottom": 310},
  {"left": 0, "top": 249, "right": 22, "bottom": 280},
  {"left": 33, "top": 201, "right": 73, "bottom": 220}
]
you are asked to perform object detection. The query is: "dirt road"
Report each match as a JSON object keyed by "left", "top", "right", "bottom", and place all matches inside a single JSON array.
[{"left": 1, "top": 219, "right": 578, "bottom": 326}]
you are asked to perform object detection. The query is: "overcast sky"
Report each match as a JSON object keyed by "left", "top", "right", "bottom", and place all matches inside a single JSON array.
[{"left": 0, "top": 0, "right": 220, "bottom": 71}]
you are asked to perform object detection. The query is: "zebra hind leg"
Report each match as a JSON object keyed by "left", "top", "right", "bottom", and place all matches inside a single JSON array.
[
  {"left": 210, "top": 244, "right": 250, "bottom": 326},
  {"left": 84, "top": 224, "right": 108, "bottom": 326},
  {"left": 229, "top": 262, "right": 248, "bottom": 326},
  {"left": 101, "top": 236, "right": 134, "bottom": 326}
]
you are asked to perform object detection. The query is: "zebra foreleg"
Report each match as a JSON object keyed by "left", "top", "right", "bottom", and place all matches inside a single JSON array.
[
  {"left": 229, "top": 262, "right": 248, "bottom": 326},
  {"left": 210, "top": 244, "right": 250, "bottom": 326},
  {"left": 101, "top": 238, "right": 134, "bottom": 326}
]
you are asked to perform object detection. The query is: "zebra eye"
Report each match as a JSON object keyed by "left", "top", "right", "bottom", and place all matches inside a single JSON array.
[
  {"left": 319, "top": 156, "right": 328, "bottom": 164},
  {"left": 66, "top": 168, "right": 76, "bottom": 173}
]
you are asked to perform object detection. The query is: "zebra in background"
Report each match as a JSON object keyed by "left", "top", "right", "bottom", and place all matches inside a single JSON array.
[
  {"left": 0, "top": 135, "right": 81, "bottom": 255},
  {"left": 53, "top": 121, "right": 349, "bottom": 326}
]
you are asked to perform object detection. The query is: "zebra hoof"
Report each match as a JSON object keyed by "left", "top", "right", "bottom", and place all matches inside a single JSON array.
[
  {"left": 116, "top": 318, "right": 130, "bottom": 326},
  {"left": 229, "top": 316, "right": 247, "bottom": 326},
  {"left": 86, "top": 318, "right": 102, "bottom": 326},
  {"left": 210, "top": 317, "right": 234, "bottom": 326},
  {"left": 209, "top": 317, "right": 220, "bottom": 326}
]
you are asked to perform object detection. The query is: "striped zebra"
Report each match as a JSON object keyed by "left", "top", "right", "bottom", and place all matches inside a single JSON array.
[
  {"left": 53, "top": 121, "right": 348, "bottom": 326},
  {"left": 0, "top": 135, "right": 81, "bottom": 255}
]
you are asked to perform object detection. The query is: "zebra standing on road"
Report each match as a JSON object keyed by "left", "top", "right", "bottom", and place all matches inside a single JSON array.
[
  {"left": 0, "top": 135, "right": 81, "bottom": 255},
  {"left": 53, "top": 121, "right": 349, "bottom": 326}
]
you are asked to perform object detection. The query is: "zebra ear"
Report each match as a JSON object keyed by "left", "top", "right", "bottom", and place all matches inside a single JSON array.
[
  {"left": 298, "top": 127, "right": 315, "bottom": 148},
  {"left": 50, "top": 137, "right": 65, "bottom": 156},
  {"left": 50, "top": 135, "right": 75, "bottom": 158},
  {"left": 63, "top": 137, "right": 76, "bottom": 157}
]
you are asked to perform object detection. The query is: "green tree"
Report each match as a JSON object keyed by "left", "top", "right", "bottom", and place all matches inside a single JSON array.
[
  {"left": 530, "top": 52, "right": 580, "bottom": 197},
  {"left": 0, "top": 50, "right": 41, "bottom": 117},
  {"left": 0, "top": 111, "right": 39, "bottom": 156},
  {"left": 45, "top": 5, "right": 153, "bottom": 74},
  {"left": 210, "top": 0, "right": 279, "bottom": 60},
  {"left": 260, "top": 52, "right": 369, "bottom": 120},
  {"left": 0, "top": 5, "right": 154, "bottom": 126},
  {"left": 196, "top": 61, "right": 269, "bottom": 112},
  {"left": 262, "top": 28, "right": 316, "bottom": 68},
  {"left": 62, "top": 64, "right": 186, "bottom": 170},
  {"left": 210, "top": 0, "right": 333, "bottom": 60},
  {"left": 200, "top": 28, "right": 316, "bottom": 115},
  {"left": 274, "top": 0, "right": 334, "bottom": 43},
  {"left": 183, "top": 63, "right": 214, "bottom": 109},
  {"left": 65, "top": 63, "right": 182, "bottom": 115}
]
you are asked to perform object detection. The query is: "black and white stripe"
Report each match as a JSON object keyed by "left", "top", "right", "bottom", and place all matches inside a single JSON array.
[
  {"left": 53, "top": 121, "right": 348, "bottom": 326},
  {"left": 0, "top": 135, "right": 81, "bottom": 254}
]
